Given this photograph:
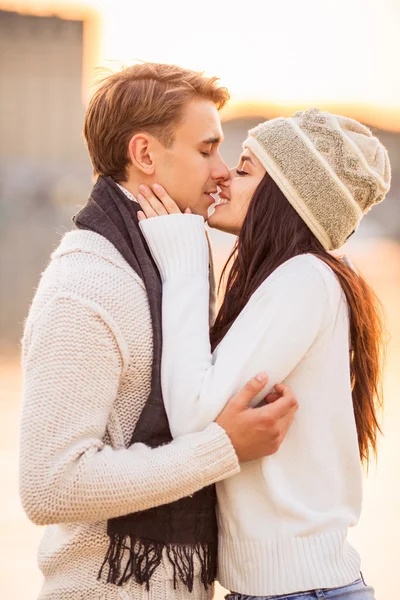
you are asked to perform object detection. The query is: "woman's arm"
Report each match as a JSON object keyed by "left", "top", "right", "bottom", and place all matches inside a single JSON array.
[{"left": 140, "top": 214, "right": 328, "bottom": 438}]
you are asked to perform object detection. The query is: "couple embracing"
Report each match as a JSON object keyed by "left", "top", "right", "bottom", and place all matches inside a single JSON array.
[{"left": 19, "top": 62, "right": 390, "bottom": 600}]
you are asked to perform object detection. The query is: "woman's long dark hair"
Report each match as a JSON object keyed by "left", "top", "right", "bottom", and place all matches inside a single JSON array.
[{"left": 211, "top": 173, "right": 386, "bottom": 465}]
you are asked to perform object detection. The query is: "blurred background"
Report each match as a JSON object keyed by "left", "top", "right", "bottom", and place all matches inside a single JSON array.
[{"left": 0, "top": 1, "right": 399, "bottom": 598}]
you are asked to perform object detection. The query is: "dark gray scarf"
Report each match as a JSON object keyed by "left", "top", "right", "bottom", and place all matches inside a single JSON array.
[{"left": 73, "top": 176, "right": 217, "bottom": 592}]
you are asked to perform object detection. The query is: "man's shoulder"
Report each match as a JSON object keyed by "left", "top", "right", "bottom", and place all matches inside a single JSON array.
[
  {"left": 32, "top": 230, "right": 148, "bottom": 323},
  {"left": 51, "top": 229, "right": 145, "bottom": 289},
  {"left": 53, "top": 230, "right": 134, "bottom": 270}
]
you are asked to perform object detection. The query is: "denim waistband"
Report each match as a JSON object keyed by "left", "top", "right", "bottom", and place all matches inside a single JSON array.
[{"left": 225, "top": 576, "right": 375, "bottom": 600}]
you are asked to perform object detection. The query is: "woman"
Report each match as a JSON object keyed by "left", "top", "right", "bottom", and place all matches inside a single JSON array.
[{"left": 137, "top": 108, "right": 390, "bottom": 600}]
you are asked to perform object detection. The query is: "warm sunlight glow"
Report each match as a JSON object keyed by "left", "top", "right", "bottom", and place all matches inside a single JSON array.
[
  {"left": 97, "top": 0, "right": 400, "bottom": 129},
  {"left": 1, "top": 0, "right": 400, "bottom": 129}
]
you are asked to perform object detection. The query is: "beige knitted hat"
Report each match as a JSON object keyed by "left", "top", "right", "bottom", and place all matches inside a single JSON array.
[{"left": 243, "top": 108, "right": 391, "bottom": 250}]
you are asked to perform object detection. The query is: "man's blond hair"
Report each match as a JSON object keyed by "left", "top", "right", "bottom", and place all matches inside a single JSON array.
[{"left": 84, "top": 62, "right": 230, "bottom": 181}]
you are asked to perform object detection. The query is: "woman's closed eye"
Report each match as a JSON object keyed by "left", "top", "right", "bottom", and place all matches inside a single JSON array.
[{"left": 236, "top": 169, "right": 249, "bottom": 176}]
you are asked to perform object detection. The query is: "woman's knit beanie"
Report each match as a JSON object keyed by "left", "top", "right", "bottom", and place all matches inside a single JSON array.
[{"left": 244, "top": 108, "right": 391, "bottom": 250}]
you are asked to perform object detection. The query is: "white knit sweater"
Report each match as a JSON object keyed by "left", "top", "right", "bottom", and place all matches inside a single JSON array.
[
  {"left": 140, "top": 214, "right": 364, "bottom": 597},
  {"left": 19, "top": 229, "right": 240, "bottom": 600}
]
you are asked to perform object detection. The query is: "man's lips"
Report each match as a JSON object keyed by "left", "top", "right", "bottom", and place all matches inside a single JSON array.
[{"left": 204, "top": 191, "right": 218, "bottom": 204}]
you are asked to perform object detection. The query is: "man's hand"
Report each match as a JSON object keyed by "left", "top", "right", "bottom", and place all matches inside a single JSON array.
[{"left": 216, "top": 374, "right": 298, "bottom": 462}]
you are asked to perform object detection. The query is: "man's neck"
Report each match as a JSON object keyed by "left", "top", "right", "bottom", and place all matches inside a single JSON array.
[{"left": 116, "top": 182, "right": 138, "bottom": 204}]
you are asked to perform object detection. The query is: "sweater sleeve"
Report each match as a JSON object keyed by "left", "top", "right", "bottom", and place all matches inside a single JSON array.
[
  {"left": 140, "top": 214, "right": 328, "bottom": 438},
  {"left": 19, "top": 293, "right": 239, "bottom": 526}
]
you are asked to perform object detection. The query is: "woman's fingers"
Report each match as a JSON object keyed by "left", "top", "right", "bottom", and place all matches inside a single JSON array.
[
  {"left": 136, "top": 193, "right": 158, "bottom": 218},
  {"left": 137, "top": 210, "right": 147, "bottom": 222},
  {"left": 137, "top": 184, "right": 182, "bottom": 217},
  {"left": 138, "top": 185, "right": 168, "bottom": 217},
  {"left": 151, "top": 184, "right": 181, "bottom": 214}
]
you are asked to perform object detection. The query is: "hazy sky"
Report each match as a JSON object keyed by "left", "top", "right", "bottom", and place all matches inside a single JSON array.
[{"left": 2, "top": 0, "right": 400, "bottom": 128}]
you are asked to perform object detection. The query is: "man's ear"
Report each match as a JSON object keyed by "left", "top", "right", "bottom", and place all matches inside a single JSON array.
[{"left": 128, "top": 133, "right": 156, "bottom": 175}]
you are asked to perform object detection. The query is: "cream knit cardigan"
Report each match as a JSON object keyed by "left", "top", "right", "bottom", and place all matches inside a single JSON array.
[
  {"left": 19, "top": 229, "right": 239, "bottom": 600},
  {"left": 140, "top": 213, "right": 364, "bottom": 597}
]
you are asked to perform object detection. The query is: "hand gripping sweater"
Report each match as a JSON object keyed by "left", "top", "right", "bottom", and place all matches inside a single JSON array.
[{"left": 19, "top": 229, "right": 239, "bottom": 600}]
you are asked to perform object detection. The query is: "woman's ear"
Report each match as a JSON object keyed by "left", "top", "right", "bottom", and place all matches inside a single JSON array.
[{"left": 128, "top": 134, "right": 156, "bottom": 175}]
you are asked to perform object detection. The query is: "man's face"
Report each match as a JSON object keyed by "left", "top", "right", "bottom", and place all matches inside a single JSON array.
[{"left": 152, "top": 99, "right": 229, "bottom": 219}]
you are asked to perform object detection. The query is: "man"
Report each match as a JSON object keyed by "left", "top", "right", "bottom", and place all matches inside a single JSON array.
[{"left": 19, "top": 62, "right": 298, "bottom": 600}]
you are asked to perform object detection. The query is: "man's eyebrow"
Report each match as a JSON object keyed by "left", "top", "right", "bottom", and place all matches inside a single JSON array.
[{"left": 201, "top": 136, "right": 223, "bottom": 145}]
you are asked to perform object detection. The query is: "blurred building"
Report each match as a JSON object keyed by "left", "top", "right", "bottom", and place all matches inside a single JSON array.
[
  {"left": 0, "top": 9, "right": 92, "bottom": 344},
  {"left": 0, "top": 9, "right": 87, "bottom": 164},
  {"left": 0, "top": 9, "right": 399, "bottom": 346}
]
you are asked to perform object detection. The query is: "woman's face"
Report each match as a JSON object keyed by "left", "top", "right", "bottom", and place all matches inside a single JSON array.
[{"left": 208, "top": 148, "right": 266, "bottom": 235}]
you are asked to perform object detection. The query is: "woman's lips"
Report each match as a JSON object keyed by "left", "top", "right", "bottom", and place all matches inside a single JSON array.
[{"left": 215, "top": 191, "right": 230, "bottom": 205}]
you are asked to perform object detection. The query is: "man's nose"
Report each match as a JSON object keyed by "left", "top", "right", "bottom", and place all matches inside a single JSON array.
[{"left": 212, "top": 155, "right": 230, "bottom": 183}]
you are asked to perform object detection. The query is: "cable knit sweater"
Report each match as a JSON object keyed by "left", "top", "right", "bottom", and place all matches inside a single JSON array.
[
  {"left": 19, "top": 229, "right": 240, "bottom": 600},
  {"left": 140, "top": 214, "right": 364, "bottom": 597}
]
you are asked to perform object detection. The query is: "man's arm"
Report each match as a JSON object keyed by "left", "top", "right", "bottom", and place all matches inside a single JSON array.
[
  {"left": 20, "top": 292, "right": 297, "bottom": 527},
  {"left": 19, "top": 293, "right": 240, "bottom": 526}
]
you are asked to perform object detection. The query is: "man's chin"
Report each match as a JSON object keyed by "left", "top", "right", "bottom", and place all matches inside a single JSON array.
[
  {"left": 206, "top": 208, "right": 216, "bottom": 227},
  {"left": 188, "top": 204, "right": 209, "bottom": 221},
  {"left": 207, "top": 203, "right": 220, "bottom": 224},
  {"left": 189, "top": 194, "right": 218, "bottom": 221}
]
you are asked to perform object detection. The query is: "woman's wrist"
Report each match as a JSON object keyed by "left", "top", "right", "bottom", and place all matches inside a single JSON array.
[{"left": 139, "top": 214, "right": 209, "bottom": 281}]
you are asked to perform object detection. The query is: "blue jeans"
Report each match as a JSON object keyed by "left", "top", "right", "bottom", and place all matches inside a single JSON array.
[{"left": 225, "top": 577, "right": 375, "bottom": 600}]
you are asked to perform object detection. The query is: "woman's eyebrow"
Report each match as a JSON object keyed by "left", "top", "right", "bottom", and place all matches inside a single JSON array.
[{"left": 240, "top": 156, "right": 254, "bottom": 165}]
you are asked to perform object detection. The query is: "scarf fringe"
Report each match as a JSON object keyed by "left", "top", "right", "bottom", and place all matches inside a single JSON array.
[{"left": 98, "top": 533, "right": 217, "bottom": 592}]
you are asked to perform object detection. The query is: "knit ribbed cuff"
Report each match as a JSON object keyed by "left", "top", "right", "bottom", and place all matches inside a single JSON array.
[
  {"left": 139, "top": 214, "right": 209, "bottom": 281},
  {"left": 190, "top": 423, "right": 240, "bottom": 485}
]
